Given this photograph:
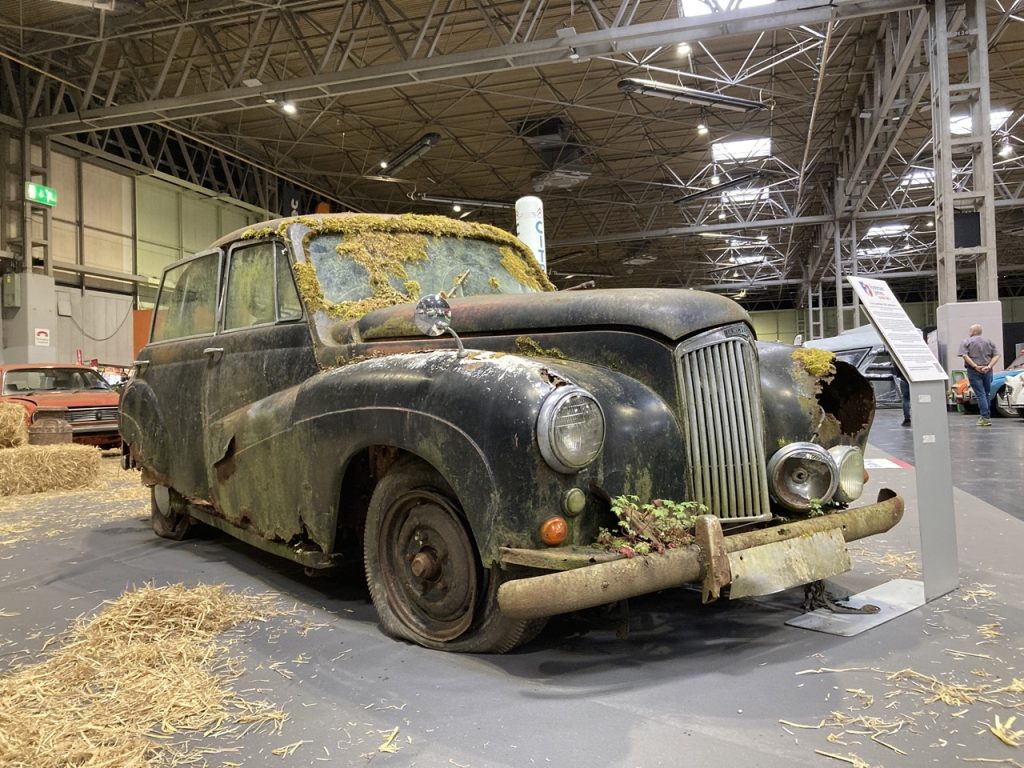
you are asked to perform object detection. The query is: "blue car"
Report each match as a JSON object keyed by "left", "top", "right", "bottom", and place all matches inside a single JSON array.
[{"left": 958, "top": 352, "right": 1024, "bottom": 418}]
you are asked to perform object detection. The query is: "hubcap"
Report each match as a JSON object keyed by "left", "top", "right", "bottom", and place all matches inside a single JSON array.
[{"left": 379, "top": 490, "right": 478, "bottom": 642}]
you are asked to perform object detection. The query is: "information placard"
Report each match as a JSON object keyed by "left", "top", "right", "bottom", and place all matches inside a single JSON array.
[{"left": 847, "top": 276, "right": 946, "bottom": 383}]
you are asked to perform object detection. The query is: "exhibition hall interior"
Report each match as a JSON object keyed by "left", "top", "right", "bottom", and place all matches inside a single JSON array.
[{"left": 1, "top": 2, "right": 1024, "bottom": 766}]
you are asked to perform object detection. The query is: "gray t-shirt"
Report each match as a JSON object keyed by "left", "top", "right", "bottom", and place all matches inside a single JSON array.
[{"left": 958, "top": 335, "right": 997, "bottom": 367}]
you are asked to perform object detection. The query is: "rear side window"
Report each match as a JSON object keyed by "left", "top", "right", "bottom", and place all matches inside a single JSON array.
[{"left": 151, "top": 251, "right": 221, "bottom": 342}]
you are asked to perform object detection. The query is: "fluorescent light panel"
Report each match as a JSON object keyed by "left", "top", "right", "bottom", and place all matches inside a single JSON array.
[
  {"left": 865, "top": 223, "right": 910, "bottom": 237},
  {"left": 899, "top": 168, "right": 934, "bottom": 188},
  {"left": 722, "top": 186, "right": 768, "bottom": 204},
  {"left": 678, "top": 0, "right": 774, "bottom": 17}
]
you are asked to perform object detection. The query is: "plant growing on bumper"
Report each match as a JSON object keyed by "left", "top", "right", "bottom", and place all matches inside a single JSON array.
[{"left": 597, "top": 495, "right": 708, "bottom": 557}]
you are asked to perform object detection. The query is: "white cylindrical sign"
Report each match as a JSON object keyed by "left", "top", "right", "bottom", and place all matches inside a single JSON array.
[{"left": 515, "top": 196, "right": 546, "bottom": 271}]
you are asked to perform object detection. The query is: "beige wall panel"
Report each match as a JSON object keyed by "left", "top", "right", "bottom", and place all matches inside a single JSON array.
[
  {"left": 137, "top": 177, "right": 181, "bottom": 248},
  {"left": 83, "top": 228, "right": 132, "bottom": 272},
  {"left": 52, "top": 219, "right": 78, "bottom": 263},
  {"left": 82, "top": 163, "right": 132, "bottom": 235},
  {"left": 182, "top": 195, "right": 219, "bottom": 252},
  {"left": 221, "top": 207, "right": 252, "bottom": 237},
  {"left": 51, "top": 152, "right": 78, "bottom": 218},
  {"left": 137, "top": 241, "right": 180, "bottom": 282}
]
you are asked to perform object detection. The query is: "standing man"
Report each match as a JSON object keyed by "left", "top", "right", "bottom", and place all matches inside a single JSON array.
[{"left": 958, "top": 324, "right": 1000, "bottom": 426}]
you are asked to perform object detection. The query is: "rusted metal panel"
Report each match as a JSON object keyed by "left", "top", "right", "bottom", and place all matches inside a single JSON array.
[{"left": 726, "top": 528, "right": 850, "bottom": 599}]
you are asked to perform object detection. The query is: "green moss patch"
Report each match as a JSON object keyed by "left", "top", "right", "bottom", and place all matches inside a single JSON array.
[
  {"left": 515, "top": 336, "right": 567, "bottom": 360},
  {"left": 792, "top": 347, "right": 836, "bottom": 379}
]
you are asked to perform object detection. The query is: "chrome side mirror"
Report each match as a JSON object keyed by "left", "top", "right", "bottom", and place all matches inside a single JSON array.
[{"left": 414, "top": 294, "right": 467, "bottom": 358}]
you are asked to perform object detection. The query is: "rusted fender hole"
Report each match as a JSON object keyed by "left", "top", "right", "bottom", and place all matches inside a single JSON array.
[{"left": 816, "top": 360, "right": 873, "bottom": 435}]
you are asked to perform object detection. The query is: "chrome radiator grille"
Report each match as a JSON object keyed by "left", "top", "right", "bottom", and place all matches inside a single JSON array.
[
  {"left": 676, "top": 326, "right": 771, "bottom": 522},
  {"left": 66, "top": 407, "right": 119, "bottom": 424}
]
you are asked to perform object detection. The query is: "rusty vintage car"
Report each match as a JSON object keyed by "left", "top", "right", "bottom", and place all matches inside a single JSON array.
[
  {"left": 1, "top": 363, "right": 121, "bottom": 448},
  {"left": 119, "top": 213, "right": 903, "bottom": 653}
]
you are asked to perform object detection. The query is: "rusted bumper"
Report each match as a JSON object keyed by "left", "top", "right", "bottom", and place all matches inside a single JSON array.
[{"left": 496, "top": 489, "right": 904, "bottom": 621}]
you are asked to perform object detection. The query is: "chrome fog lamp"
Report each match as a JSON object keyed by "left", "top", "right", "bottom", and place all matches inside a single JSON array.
[
  {"left": 766, "top": 442, "right": 838, "bottom": 512},
  {"left": 537, "top": 387, "right": 605, "bottom": 473},
  {"left": 829, "top": 445, "right": 865, "bottom": 504}
]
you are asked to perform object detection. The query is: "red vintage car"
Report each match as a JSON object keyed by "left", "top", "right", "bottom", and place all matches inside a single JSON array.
[{"left": 0, "top": 363, "right": 121, "bottom": 448}]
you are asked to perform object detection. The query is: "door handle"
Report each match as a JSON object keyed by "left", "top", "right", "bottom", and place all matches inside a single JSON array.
[{"left": 203, "top": 347, "right": 224, "bottom": 361}]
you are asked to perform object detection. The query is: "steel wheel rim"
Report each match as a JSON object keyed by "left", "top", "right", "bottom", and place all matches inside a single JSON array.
[{"left": 378, "top": 489, "right": 478, "bottom": 643}]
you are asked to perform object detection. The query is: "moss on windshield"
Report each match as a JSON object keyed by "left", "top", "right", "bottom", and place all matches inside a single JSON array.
[{"left": 278, "top": 213, "right": 553, "bottom": 322}]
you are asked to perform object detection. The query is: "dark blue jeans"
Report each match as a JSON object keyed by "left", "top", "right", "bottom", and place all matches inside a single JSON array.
[
  {"left": 967, "top": 368, "right": 994, "bottom": 418},
  {"left": 900, "top": 379, "right": 911, "bottom": 422}
]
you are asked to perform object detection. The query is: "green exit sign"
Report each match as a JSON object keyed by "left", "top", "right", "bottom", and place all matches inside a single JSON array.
[{"left": 25, "top": 182, "right": 57, "bottom": 207}]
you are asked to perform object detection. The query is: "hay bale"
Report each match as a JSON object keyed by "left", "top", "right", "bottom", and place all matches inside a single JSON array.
[
  {"left": 0, "top": 402, "right": 28, "bottom": 449},
  {"left": 0, "top": 443, "right": 101, "bottom": 496}
]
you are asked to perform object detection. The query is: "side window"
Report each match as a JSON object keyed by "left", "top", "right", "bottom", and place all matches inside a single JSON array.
[
  {"left": 276, "top": 248, "right": 303, "bottom": 321},
  {"left": 151, "top": 251, "right": 220, "bottom": 342},
  {"left": 224, "top": 243, "right": 276, "bottom": 330}
]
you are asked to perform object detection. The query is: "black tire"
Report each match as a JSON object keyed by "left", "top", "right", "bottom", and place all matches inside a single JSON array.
[
  {"left": 993, "top": 387, "right": 1016, "bottom": 418},
  {"left": 363, "top": 456, "right": 545, "bottom": 653},
  {"left": 151, "top": 484, "right": 192, "bottom": 541}
]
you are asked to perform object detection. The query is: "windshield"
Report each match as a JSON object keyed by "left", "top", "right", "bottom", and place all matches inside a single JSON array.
[
  {"left": 2, "top": 368, "right": 111, "bottom": 395},
  {"left": 306, "top": 230, "right": 548, "bottom": 319}
]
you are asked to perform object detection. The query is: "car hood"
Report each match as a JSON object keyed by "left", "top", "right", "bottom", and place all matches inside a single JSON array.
[
  {"left": 348, "top": 288, "right": 751, "bottom": 344},
  {"left": 3, "top": 391, "right": 119, "bottom": 409}
]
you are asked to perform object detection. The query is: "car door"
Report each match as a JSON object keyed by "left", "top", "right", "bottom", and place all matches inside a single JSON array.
[
  {"left": 140, "top": 249, "right": 223, "bottom": 500},
  {"left": 201, "top": 237, "right": 319, "bottom": 536}
]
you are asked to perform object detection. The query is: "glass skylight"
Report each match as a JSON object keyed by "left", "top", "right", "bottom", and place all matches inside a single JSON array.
[
  {"left": 679, "top": 0, "right": 774, "bottom": 16},
  {"left": 865, "top": 224, "right": 910, "bottom": 238},
  {"left": 898, "top": 168, "right": 934, "bottom": 188},
  {"left": 857, "top": 246, "right": 892, "bottom": 258},
  {"left": 712, "top": 138, "right": 772, "bottom": 163},
  {"left": 949, "top": 109, "right": 1012, "bottom": 136},
  {"left": 722, "top": 186, "right": 768, "bottom": 204}
]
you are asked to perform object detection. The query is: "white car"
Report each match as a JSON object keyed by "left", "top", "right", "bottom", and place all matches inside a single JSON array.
[{"left": 1006, "top": 368, "right": 1024, "bottom": 417}]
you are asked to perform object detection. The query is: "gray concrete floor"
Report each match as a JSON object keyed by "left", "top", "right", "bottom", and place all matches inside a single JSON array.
[{"left": 1, "top": 411, "right": 1023, "bottom": 768}]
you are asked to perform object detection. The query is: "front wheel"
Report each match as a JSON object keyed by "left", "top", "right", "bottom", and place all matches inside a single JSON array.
[
  {"left": 993, "top": 387, "right": 1016, "bottom": 418},
  {"left": 363, "top": 457, "right": 544, "bottom": 653},
  {"left": 151, "top": 484, "right": 192, "bottom": 540}
]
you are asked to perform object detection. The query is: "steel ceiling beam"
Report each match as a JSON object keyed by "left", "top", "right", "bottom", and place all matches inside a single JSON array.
[{"left": 26, "top": 0, "right": 924, "bottom": 134}]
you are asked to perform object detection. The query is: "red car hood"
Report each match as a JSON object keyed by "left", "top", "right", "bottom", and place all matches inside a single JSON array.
[{"left": 3, "top": 391, "right": 119, "bottom": 409}]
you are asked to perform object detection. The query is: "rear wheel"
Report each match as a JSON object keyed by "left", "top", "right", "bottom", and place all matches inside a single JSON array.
[
  {"left": 151, "top": 484, "right": 192, "bottom": 540},
  {"left": 364, "top": 457, "right": 545, "bottom": 653},
  {"left": 993, "top": 387, "right": 1016, "bottom": 418}
]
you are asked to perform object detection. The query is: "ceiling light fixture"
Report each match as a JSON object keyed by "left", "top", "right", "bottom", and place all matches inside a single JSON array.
[
  {"left": 410, "top": 192, "right": 514, "bottom": 209},
  {"left": 711, "top": 174, "right": 721, "bottom": 185},
  {"left": 999, "top": 141, "right": 1013, "bottom": 158},
  {"left": 618, "top": 78, "right": 768, "bottom": 113},
  {"left": 696, "top": 121, "right": 708, "bottom": 136},
  {"left": 280, "top": 100, "right": 297, "bottom": 115},
  {"left": 676, "top": 42, "right": 692, "bottom": 57},
  {"left": 378, "top": 133, "right": 441, "bottom": 176}
]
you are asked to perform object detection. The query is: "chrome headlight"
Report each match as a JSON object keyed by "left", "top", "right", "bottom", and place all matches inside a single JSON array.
[
  {"left": 829, "top": 445, "right": 865, "bottom": 504},
  {"left": 766, "top": 442, "right": 838, "bottom": 512},
  {"left": 537, "top": 386, "right": 605, "bottom": 474}
]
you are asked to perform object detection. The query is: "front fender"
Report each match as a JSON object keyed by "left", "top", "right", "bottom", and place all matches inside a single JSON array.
[{"left": 118, "top": 379, "right": 170, "bottom": 478}]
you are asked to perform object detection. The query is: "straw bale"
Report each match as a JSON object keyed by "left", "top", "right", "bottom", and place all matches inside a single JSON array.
[
  {"left": 0, "top": 403, "right": 28, "bottom": 449},
  {"left": 0, "top": 583, "right": 285, "bottom": 767},
  {"left": 0, "top": 443, "right": 100, "bottom": 496}
]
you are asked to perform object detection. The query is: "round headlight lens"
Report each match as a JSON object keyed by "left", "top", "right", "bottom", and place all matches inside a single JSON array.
[
  {"left": 766, "top": 442, "right": 838, "bottom": 512},
  {"left": 537, "top": 387, "right": 605, "bottom": 474},
  {"left": 829, "top": 445, "right": 865, "bottom": 504}
]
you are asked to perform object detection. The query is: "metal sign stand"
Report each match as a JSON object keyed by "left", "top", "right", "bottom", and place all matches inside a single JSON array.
[{"left": 787, "top": 277, "right": 957, "bottom": 636}]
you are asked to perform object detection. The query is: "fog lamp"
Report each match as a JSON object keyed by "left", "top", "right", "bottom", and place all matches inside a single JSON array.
[
  {"left": 766, "top": 442, "right": 838, "bottom": 512},
  {"left": 829, "top": 445, "right": 865, "bottom": 504}
]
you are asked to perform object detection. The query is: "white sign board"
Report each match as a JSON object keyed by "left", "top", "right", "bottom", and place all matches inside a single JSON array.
[
  {"left": 34, "top": 328, "right": 50, "bottom": 347},
  {"left": 847, "top": 277, "right": 946, "bottom": 383}
]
